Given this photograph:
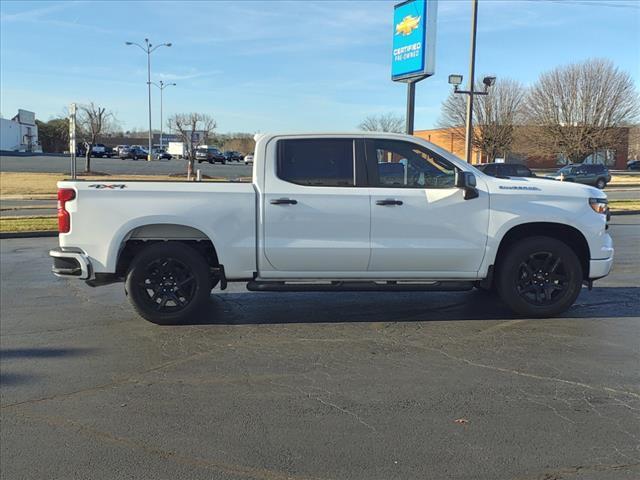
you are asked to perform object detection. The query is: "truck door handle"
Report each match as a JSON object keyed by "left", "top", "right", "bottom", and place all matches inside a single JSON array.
[
  {"left": 270, "top": 198, "right": 298, "bottom": 205},
  {"left": 376, "top": 199, "right": 403, "bottom": 206}
]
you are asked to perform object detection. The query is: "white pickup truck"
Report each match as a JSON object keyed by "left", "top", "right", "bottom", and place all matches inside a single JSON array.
[{"left": 50, "top": 133, "right": 613, "bottom": 324}]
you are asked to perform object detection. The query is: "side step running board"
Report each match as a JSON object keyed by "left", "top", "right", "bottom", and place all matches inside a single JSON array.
[{"left": 246, "top": 281, "right": 473, "bottom": 292}]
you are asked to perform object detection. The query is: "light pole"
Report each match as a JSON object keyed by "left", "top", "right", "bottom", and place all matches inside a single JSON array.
[
  {"left": 447, "top": 73, "right": 496, "bottom": 163},
  {"left": 125, "top": 38, "right": 172, "bottom": 161},
  {"left": 445, "top": 0, "right": 495, "bottom": 163},
  {"left": 151, "top": 80, "right": 176, "bottom": 150}
]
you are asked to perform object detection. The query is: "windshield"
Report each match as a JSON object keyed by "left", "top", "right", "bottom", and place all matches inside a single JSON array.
[{"left": 557, "top": 166, "right": 573, "bottom": 174}]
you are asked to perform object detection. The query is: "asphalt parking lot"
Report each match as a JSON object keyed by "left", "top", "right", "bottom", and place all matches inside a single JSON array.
[
  {"left": 0, "top": 153, "right": 252, "bottom": 179},
  {"left": 1, "top": 216, "right": 639, "bottom": 480}
]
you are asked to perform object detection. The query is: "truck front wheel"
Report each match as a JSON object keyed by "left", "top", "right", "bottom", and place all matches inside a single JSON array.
[
  {"left": 496, "top": 236, "right": 582, "bottom": 317},
  {"left": 125, "top": 242, "right": 212, "bottom": 324}
]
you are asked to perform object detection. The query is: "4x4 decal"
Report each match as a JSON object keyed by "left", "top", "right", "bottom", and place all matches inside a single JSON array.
[{"left": 87, "top": 184, "right": 127, "bottom": 189}]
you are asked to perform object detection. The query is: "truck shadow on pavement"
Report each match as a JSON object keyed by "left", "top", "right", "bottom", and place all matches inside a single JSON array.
[{"left": 185, "top": 286, "right": 640, "bottom": 326}]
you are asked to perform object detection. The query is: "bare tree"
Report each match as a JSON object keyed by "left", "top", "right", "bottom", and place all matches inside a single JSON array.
[
  {"left": 167, "top": 113, "right": 217, "bottom": 177},
  {"left": 439, "top": 78, "right": 527, "bottom": 162},
  {"left": 76, "top": 102, "right": 115, "bottom": 172},
  {"left": 524, "top": 59, "right": 640, "bottom": 163},
  {"left": 358, "top": 112, "right": 405, "bottom": 133}
]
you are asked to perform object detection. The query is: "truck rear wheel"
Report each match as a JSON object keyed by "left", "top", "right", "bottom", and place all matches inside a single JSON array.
[
  {"left": 496, "top": 236, "right": 582, "bottom": 317},
  {"left": 125, "top": 242, "right": 212, "bottom": 324}
]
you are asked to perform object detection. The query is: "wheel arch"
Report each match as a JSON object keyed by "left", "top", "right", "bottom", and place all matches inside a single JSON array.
[
  {"left": 108, "top": 220, "right": 221, "bottom": 275},
  {"left": 493, "top": 222, "right": 590, "bottom": 280}
]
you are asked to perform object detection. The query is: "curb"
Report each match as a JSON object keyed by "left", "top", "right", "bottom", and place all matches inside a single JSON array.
[
  {"left": 0, "top": 231, "right": 58, "bottom": 239},
  {"left": 610, "top": 210, "right": 640, "bottom": 216}
]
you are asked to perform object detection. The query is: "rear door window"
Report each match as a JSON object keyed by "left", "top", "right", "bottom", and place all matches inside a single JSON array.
[{"left": 277, "top": 139, "right": 355, "bottom": 187}]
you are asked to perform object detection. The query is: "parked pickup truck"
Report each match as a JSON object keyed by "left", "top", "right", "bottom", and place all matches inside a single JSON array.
[{"left": 50, "top": 133, "right": 613, "bottom": 324}]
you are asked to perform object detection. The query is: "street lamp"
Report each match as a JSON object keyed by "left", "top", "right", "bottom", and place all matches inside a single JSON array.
[
  {"left": 125, "top": 38, "right": 172, "bottom": 161},
  {"left": 151, "top": 80, "right": 176, "bottom": 150},
  {"left": 449, "top": 73, "right": 496, "bottom": 163},
  {"left": 448, "top": 74, "right": 464, "bottom": 91}
]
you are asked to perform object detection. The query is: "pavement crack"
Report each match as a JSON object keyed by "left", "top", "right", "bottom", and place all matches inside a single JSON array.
[
  {"left": 270, "top": 380, "right": 377, "bottom": 433},
  {"left": 7, "top": 409, "right": 328, "bottom": 480},
  {"left": 313, "top": 396, "right": 378, "bottom": 433},
  {"left": 422, "top": 347, "right": 640, "bottom": 400}
]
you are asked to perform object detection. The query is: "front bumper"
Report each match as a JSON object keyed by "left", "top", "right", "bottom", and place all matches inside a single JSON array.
[
  {"left": 49, "top": 247, "right": 93, "bottom": 280},
  {"left": 589, "top": 255, "right": 614, "bottom": 279}
]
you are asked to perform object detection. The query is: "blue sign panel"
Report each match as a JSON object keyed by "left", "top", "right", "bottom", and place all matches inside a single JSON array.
[{"left": 392, "top": 0, "right": 437, "bottom": 82}]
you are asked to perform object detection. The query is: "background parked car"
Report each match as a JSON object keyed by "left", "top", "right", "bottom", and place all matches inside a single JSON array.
[
  {"left": 119, "top": 146, "right": 148, "bottom": 160},
  {"left": 113, "top": 145, "right": 130, "bottom": 157},
  {"left": 627, "top": 160, "right": 640, "bottom": 171},
  {"left": 546, "top": 164, "right": 611, "bottom": 189},
  {"left": 476, "top": 163, "right": 535, "bottom": 178},
  {"left": 153, "top": 148, "right": 172, "bottom": 160},
  {"left": 196, "top": 146, "right": 226, "bottom": 164},
  {"left": 91, "top": 144, "right": 109, "bottom": 157},
  {"left": 244, "top": 153, "right": 254, "bottom": 165},
  {"left": 223, "top": 150, "right": 243, "bottom": 162}
]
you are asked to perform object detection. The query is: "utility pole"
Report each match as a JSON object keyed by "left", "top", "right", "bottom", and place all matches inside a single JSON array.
[
  {"left": 447, "top": 1, "right": 496, "bottom": 163},
  {"left": 125, "top": 38, "right": 172, "bottom": 161},
  {"left": 464, "top": 0, "right": 479, "bottom": 163},
  {"left": 152, "top": 80, "right": 176, "bottom": 149}
]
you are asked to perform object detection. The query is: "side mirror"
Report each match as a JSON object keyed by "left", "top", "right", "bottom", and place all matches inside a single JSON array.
[{"left": 455, "top": 171, "right": 479, "bottom": 200}]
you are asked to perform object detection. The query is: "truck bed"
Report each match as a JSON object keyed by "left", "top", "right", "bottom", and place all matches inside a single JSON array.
[{"left": 58, "top": 180, "right": 257, "bottom": 279}]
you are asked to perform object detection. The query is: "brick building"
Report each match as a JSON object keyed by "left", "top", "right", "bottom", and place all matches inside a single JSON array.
[{"left": 414, "top": 126, "right": 637, "bottom": 170}]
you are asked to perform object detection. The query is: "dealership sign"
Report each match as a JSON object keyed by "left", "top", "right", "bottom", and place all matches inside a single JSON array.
[{"left": 391, "top": 0, "right": 437, "bottom": 82}]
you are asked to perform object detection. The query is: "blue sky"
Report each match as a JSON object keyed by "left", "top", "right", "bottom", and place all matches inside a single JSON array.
[{"left": 1, "top": 0, "right": 639, "bottom": 133}]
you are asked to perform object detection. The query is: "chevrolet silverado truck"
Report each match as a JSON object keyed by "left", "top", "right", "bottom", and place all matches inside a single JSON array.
[{"left": 50, "top": 133, "right": 613, "bottom": 324}]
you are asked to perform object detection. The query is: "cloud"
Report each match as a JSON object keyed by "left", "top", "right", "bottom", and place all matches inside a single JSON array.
[
  {"left": 156, "top": 69, "right": 222, "bottom": 81},
  {"left": 0, "top": 2, "right": 72, "bottom": 22}
]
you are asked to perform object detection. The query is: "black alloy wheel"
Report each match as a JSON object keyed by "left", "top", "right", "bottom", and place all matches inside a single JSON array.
[
  {"left": 515, "top": 251, "right": 568, "bottom": 306},
  {"left": 496, "top": 236, "right": 582, "bottom": 317},
  {"left": 126, "top": 242, "right": 212, "bottom": 324},
  {"left": 135, "top": 257, "right": 197, "bottom": 313}
]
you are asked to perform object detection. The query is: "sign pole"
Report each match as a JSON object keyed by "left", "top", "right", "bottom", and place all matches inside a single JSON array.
[
  {"left": 69, "top": 103, "right": 77, "bottom": 180},
  {"left": 405, "top": 80, "right": 416, "bottom": 135}
]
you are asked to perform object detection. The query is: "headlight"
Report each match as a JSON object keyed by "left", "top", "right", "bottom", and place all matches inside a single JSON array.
[{"left": 589, "top": 197, "right": 608, "bottom": 215}]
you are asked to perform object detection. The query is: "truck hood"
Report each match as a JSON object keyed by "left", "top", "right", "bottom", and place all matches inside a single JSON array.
[{"left": 483, "top": 175, "right": 605, "bottom": 200}]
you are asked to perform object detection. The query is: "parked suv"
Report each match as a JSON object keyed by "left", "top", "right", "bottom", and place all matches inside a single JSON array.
[
  {"left": 119, "top": 146, "right": 148, "bottom": 160},
  {"left": 196, "top": 146, "right": 226, "bottom": 164},
  {"left": 224, "top": 150, "right": 243, "bottom": 162},
  {"left": 476, "top": 163, "right": 535, "bottom": 178},
  {"left": 114, "top": 145, "right": 130, "bottom": 157},
  {"left": 547, "top": 164, "right": 611, "bottom": 189}
]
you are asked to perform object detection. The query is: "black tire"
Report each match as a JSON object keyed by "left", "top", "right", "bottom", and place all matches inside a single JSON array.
[
  {"left": 595, "top": 178, "right": 606, "bottom": 189},
  {"left": 496, "top": 236, "right": 582, "bottom": 317},
  {"left": 208, "top": 160, "right": 213, "bottom": 164},
  {"left": 125, "top": 242, "right": 212, "bottom": 324}
]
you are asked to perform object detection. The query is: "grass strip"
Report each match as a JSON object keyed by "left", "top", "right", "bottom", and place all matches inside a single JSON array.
[{"left": 0, "top": 215, "right": 57, "bottom": 232}]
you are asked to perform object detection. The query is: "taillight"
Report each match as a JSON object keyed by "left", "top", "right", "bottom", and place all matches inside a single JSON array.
[{"left": 57, "top": 188, "right": 75, "bottom": 233}]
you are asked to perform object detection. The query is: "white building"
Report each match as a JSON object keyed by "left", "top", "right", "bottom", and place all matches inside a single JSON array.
[{"left": 0, "top": 109, "right": 41, "bottom": 152}]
